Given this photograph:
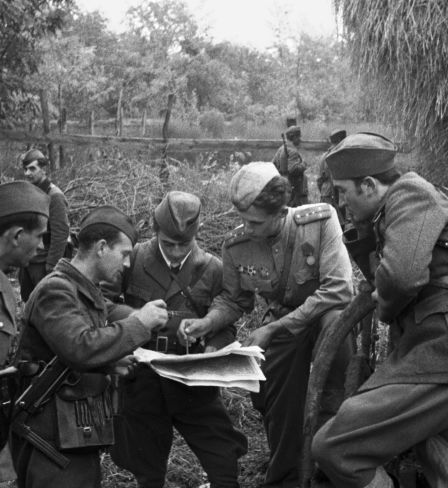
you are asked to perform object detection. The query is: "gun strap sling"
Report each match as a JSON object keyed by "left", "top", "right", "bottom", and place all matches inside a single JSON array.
[
  {"left": 168, "top": 255, "right": 212, "bottom": 318},
  {"left": 275, "top": 218, "right": 298, "bottom": 305}
]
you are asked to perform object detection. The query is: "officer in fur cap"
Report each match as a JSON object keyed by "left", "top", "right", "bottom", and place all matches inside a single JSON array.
[
  {"left": 11, "top": 206, "right": 168, "bottom": 488},
  {"left": 312, "top": 133, "right": 448, "bottom": 487},
  {"left": 19, "top": 149, "right": 70, "bottom": 301},
  {"left": 178, "top": 164, "right": 353, "bottom": 487},
  {"left": 272, "top": 125, "right": 309, "bottom": 206},
  {"left": 104, "top": 191, "right": 247, "bottom": 488}
]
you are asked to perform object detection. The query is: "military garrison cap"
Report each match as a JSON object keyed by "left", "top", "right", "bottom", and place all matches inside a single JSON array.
[
  {"left": 21, "top": 149, "right": 48, "bottom": 168},
  {"left": 285, "top": 125, "right": 301, "bottom": 140},
  {"left": 326, "top": 132, "right": 397, "bottom": 179},
  {"left": 154, "top": 191, "right": 201, "bottom": 240},
  {"left": 329, "top": 129, "right": 347, "bottom": 145},
  {"left": 0, "top": 181, "right": 49, "bottom": 220},
  {"left": 79, "top": 205, "right": 138, "bottom": 245},
  {"left": 230, "top": 162, "right": 280, "bottom": 211}
]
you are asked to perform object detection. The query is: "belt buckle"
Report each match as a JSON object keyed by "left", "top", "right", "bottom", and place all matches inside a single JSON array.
[{"left": 156, "top": 335, "right": 169, "bottom": 353}]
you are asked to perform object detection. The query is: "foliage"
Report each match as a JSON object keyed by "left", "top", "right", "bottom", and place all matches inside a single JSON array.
[
  {"left": 199, "top": 109, "right": 226, "bottom": 138},
  {"left": 335, "top": 0, "right": 448, "bottom": 182},
  {"left": 0, "top": 0, "right": 73, "bottom": 125}
]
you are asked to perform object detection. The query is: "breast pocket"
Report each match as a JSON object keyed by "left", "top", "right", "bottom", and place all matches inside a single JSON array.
[{"left": 126, "top": 283, "right": 153, "bottom": 303}]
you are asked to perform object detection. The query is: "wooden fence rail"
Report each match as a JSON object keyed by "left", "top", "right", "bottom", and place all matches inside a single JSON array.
[{"left": 0, "top": 128, "right": 411, "bottom": 154}]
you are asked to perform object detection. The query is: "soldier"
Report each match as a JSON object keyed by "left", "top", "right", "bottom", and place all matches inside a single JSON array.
[
  {"left": 318, "top": 129, "right": 347, "bottom": 208},
  {"left": 10, "top": 206, "right": 168, "bottom": 488},
  {"left": 19, "top": 149, "right": 70, "bottom": 301},
  {"left": 105, "top": 191, "right": 247, "bottom": 488},
  {"left": 178, "top": 163, "right": 353, "bottom": 488},
  {"left": 0, "top": 181, "right": 49, "bottom": 449},
  {"left": 272, "top": 126, "right": 309, "bottom": 206},
  {"left": 312, "top": 133, "right": 448, "bottom": 488}
]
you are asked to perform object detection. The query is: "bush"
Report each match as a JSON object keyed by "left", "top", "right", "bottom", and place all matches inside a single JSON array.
[{"left": 199, "top": 109, "right": 225, "bottom": 138}]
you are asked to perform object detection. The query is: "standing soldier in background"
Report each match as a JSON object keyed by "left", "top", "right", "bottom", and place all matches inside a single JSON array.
[
  {"left": 272, "top": 126, "right": 309, "bottom": 206},
  {"left": 318, "top": 130, "right": 347, "bottom": 224},
  {"left": 19, "top": 149, "right": 70, "bottom": 301},
  {"left": 0, "top": 181, "right": 49, "bottom": 481},
  {"left": 178, "top": 163, "right": 353, "bottom": 488},
  {"left": 105, "top": 191, "right": 247, "bottom": 488}
]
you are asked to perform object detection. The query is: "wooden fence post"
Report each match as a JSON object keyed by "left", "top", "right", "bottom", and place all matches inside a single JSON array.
[
  {"left": 40, "top": 89, "right": 56, "bottom": 170},
  {"left": 116, "top": 88, "right": 123, "bottom": 137},
  {"left": 159, "top": 94, "right": 175, "bottom": 190},
  {"left": 141, "top": 108, "right": 147, "bottom": 137},
  {"left": 89, "top": 110, "right": 95, "bottom": 135}
]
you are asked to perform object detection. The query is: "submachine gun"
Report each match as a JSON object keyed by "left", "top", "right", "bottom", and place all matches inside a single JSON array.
[{"left": 12, "top": 356, "right": 70, "bottom": 468}]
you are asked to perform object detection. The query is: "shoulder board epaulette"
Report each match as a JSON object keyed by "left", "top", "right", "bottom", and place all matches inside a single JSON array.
[
  {"left": 293, "top": 203, "right": 332, "bottom": 225},
  {"left": 223, "top": 224, "right": 251, "bottom": 249}
]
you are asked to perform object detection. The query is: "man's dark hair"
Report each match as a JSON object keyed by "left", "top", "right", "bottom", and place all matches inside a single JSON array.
[
  {"left": 353, "top": 168, "right": 401, "bottom": 190},
  {"left": 252, "top": 176, "right": 291, "bottom": 214},
  {"left": 77, "top": 224, "right": 123, "bottom": 252},
  {"left": 0, "top": 213, "right": 43, "bottom": 236}
]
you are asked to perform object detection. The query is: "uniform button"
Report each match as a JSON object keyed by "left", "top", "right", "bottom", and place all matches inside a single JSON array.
[
  {"left": 255, "top": 287, "right": 259, "bottom": 293},
  {"left": 274, "top": 248, "right": 279, "bottom": 253},
  {"left": 0, "top": 322, "right": 4, "bottom": 328}
]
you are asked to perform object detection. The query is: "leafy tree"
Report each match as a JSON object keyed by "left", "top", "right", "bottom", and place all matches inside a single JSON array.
[{"left": 0, "top": 0, "right": 73, "bottom": 125}]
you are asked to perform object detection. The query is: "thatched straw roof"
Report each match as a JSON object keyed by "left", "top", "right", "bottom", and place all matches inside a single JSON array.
[{"left": 335, "top": 0, "right": 448, "bottom": 183}]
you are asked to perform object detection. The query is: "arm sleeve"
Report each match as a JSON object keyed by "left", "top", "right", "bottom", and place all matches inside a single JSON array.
[
  {"left": 375, "top": 182, "right": 447, "bottom": 322},
  {"left": 46, "top": 192, "right": 70, "bottom": 267},
  {"left": 277, "top": 210, "right": 353, "bottom": 335},
  {"left": 29, "top": 278, "right": 152, "bottom": 370}
]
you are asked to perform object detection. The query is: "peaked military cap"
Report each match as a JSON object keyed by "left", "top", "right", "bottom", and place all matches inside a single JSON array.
[
  {"left": 230, "top": 162, "right": 280, "bottom": 211},
  {"left": 0, "top": 181, "right": 49, "bottom": 220},
  {"left": 154, "top": 191, "right": 201, "bottom": 240},
  {"left": 285, "top": 125, "right": 301, "bottom": 139},
  {"left": 79, "top": 205, "right": 138, "bottom": 245},
  {"left": 21, "top": 149, "right": 48, "bottom": 168},
  {"left": 329, "top": 129, "right": 347, "bottom": 145},
  {"left": 326, "top": 132, "right": 397, "bottom": 179}
]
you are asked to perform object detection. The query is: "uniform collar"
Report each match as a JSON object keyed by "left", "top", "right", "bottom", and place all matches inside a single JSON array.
[
  {"left": 54, "top": 259, "right": 105, "bottom": 310},
  {"left": 158, "top": 241, "right": 192, "bottom": 270}
]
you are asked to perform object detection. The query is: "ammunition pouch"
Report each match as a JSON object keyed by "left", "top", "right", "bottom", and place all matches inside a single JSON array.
[{"left": 55, "top": 372, "right": 114, "bottom": 451}]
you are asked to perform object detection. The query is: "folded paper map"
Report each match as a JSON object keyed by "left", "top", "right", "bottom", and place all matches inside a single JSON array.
[{"left": 134, "top": 342, "right": 266, "bottom": 392}]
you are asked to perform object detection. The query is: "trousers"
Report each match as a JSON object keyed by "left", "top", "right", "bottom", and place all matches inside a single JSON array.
[
  {"left": 251, "top": 308, "right": 352, "bottom": 488},
  {"left": 312, "top": 383, "right": 448, "bottom": 488},
  {"left": 110, "top": 369, "right": 247, "bottom": 488}
]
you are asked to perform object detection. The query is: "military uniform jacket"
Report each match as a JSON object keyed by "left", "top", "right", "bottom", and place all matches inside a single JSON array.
[
  {"left": 110, "top": 238, "right": 231, "bottom": 348},
  {"left": 31, "top": 179, "right": 69, "bottom": 267},
  {"left": 0, "top": 270, "right": 17, "bottom": 367},
  {"left": 272, "top": 142, "right": 308, "bottom": 196},
  {"left": 362, "top": 172, "right": 448, "bottom": 389},
  {"left": 18, "top": 259, "right": 152, "bottom": 368},
  {"left": 211, "top": 204, "right": 353, "bottom": 336}
]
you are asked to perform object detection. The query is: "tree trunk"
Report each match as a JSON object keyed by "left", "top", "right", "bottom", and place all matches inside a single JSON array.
[
  {"left": 89, "top": 110, "right": 95, "bottom": 135},
  {"left": 115, "top": 88, "right": 123, "bottom": 137},
  {"left": 141, "top": 108, "right": 147, "bottom": 137},
  {"left": 39, "top": 89, "right": 56, "bottom": 170}
]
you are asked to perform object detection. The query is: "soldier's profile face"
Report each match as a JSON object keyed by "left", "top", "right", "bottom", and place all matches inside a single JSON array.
[
  {"left": 237, "top": 205, "right": 285, "bottom": 241},
  {"left": 158, "top": 230, "right": 195, "bottom": 266},
  {"left": 14, "top": 215, "right": 48, "bottom": 267},
  {"left": 333, "top": 178, "right": 377, "bottom": 223},
  {"left": 23, "top": 161, "right": 46, "bottom": 185},
  {"left": 99, "top": 232, "right": 133, "bottom": 283}
]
